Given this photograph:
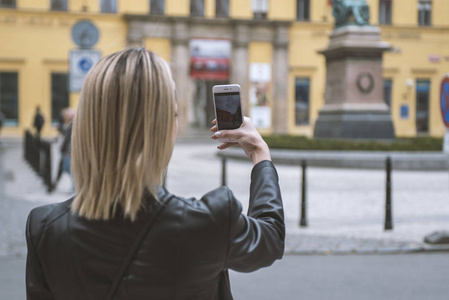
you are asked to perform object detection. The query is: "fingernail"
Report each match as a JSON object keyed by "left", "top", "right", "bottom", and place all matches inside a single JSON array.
[{"left": 214, "top": 131, "right": 221, "bottom": 137}]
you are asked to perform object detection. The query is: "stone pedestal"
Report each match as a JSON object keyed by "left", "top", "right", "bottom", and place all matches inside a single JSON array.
[{"left": 314, "top": 26, "right": 395, "bottom": 139}]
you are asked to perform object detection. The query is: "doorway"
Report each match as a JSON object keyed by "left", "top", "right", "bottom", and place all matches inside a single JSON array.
[
  {"left": 192, "top": 80, "right": 227, "bottom": 128},
  {"left": 416, "top": 79, "right": 430, "bottom": 134}
]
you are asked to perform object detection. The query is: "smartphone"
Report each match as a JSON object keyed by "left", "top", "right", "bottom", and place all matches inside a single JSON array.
[{"left": 213, "top": 84, "right": 243, "bottom": 143}]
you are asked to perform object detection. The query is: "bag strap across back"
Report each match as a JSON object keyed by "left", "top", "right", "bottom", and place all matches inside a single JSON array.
[{"left": 104, "top": 193, "right": 175, "bottom": 300}]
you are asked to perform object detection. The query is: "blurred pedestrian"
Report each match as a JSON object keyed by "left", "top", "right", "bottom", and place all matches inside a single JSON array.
[
  {"left": 0, "top": 110, "right": 4, "bottom": 146},
  {"left": 33, "top": 106, "right": 45, "bottom": 137},
  {"left": 52, "top": 108, "right": 75, "bottom": 192},
  {"left": 60, "top": 121, "right": 73, "bottom": 191},
  {"left": 25, "top": 48, "right": 284, "bottom": 300},
  {"left": 55, "top": 108, "right": 67, "bottom": 137}
]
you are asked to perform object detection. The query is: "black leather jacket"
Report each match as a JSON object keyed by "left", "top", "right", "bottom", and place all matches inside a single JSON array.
[{"left": 26, "top": 160, "right": 285, "bottom": 300}]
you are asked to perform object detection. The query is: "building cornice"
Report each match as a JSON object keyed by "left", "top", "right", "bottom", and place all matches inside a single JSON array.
[
  {"left": 411, "top": 68, "right": 437, "bottom": 75},
  {"left": 0, "top": 57, "right": 26, "bottom": 64},
  {"left": 42, "top": 58, "right": 68, "bottom": 65},
  {"left": 123, "top": 14, "right": 291, "bottom": 27},
  {"left": 125, "top": 14, "right": 292, "bottom": 47}
]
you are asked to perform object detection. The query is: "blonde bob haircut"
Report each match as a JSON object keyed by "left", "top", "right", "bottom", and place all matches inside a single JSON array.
[{"left": 71, "top": 48, "right": 175, "bottom": 221}]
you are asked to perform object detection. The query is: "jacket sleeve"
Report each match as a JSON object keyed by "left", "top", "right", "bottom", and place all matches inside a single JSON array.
[
  {"left": 226, "top": 160, "right": 285, "bottom": 272},
  {"left": 25, "top": 210, "right": 55, "bottom": 300}
]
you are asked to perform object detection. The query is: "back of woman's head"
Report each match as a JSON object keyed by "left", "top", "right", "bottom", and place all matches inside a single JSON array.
[{"left": 71, "top": 48, "right": 175, "bottom": 221}]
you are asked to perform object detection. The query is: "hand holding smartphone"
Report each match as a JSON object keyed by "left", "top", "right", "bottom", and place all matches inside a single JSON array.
[
  {"left": 212, "top": 84, "right": 243, "bottom": 143},
  {"left": 211, "top": 116, "right": 272, "bottom": 165}
]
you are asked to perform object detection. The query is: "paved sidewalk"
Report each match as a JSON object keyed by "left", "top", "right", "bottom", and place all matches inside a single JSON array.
[{"left": 1, "top": 136, "right": 449, "bottom": 258}]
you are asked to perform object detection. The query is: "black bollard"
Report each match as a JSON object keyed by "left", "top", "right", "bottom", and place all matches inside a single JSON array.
[
  {"left": 41, "top": 141, "right": 52, "bottom": 193},
  {"left": 300, "top": 159, "right": 308, "bottom": 227},
  {"left": 24, "top": 130, "right": 29, "bottom": 162},
  {"left": 221, "top": 157, "right": 227, "bottom": 186},
  {"left": 384, "top": 156, "right": 393, "bottom": 230}
]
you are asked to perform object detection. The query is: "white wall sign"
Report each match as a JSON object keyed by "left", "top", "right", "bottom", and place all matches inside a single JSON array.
[
  {"left": 69, "top": 49, "right": 101, "bottom": 92},
  {"left": 250, "top": 106, "right": 271, "bottom": 129},
  {"left": 249, "top": 63, "right": 272, "bottom": 129},
  {"left": 190, "top": 39, "right": 231, "bottom": 58},
  {"left": 250, "top": 63, "right": 271, "bottom": 82}
]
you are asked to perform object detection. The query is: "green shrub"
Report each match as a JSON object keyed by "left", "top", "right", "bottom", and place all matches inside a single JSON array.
[{"left": 261, "top": 135, "right": 443, "bottom": 151}]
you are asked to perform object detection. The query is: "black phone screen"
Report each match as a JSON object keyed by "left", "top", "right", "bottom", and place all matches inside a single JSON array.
[{"left": 214, "top": 92, "right": 243, "bottom": 130}]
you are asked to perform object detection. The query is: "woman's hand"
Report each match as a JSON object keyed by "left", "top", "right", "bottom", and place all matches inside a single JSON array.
[{"left": 211, "top": 117, "right": 271, "bottom": 165}]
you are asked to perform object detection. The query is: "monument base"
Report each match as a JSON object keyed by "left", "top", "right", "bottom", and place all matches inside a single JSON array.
[
  {"left": 315, "top": 25, "right": 395, "bottom": 140},
  {"left": 314, "top": 109, "right": 395, "bottom": 139}
]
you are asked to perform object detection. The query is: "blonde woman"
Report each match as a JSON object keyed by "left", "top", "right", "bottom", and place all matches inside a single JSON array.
[{"left": 25, "top": 48, "right": 284, "bottom": 300}]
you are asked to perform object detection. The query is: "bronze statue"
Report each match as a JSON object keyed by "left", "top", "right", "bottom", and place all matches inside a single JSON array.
[{"left": 332, "top": 0, "right": 370, "bottom": 28}]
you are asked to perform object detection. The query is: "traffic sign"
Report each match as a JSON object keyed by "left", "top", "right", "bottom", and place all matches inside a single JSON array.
[
  {"left": 69, "top": 49, "right": 101, "bottom": 92},
  {"left": 71, "top": 20, "right": 99, "bottom": 49},
  {"left": 441, "top": 74, "right": 449, "bottom": 128}
]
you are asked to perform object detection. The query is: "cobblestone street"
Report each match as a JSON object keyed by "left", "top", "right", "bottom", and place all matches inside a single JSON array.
[
  {"left": 1, "top": 137, "right": 449, "bottom": 299},
  {"left": 1, "top": 137, "right": 449, "bottom": 258}
]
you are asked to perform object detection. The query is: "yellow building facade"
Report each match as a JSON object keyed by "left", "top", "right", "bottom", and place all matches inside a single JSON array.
[{"left": 1, "top": 0, "right": 448, "bottom": 138}]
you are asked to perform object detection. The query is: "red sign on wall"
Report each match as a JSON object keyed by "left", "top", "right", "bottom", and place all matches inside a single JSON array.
[{"left": 190, "top": 39, "right": 231, "bottom": 81}]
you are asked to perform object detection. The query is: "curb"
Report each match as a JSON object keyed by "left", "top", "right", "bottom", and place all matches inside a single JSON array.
[
  {"left": 283, "top": 233, "right": 449, "bottom": 256},
  {"left": 284, "top": 247, "right": 449, "bottom": 256},
  {"left": 217, "top": 148, "right": 449, "bottom": 171},
  {"left": 2, "top": 244, "right": 448, "bottom": 260}
]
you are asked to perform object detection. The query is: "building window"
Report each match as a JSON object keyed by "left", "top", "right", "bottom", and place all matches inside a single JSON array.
[
  {"left": 190, "top": 0, "right": 204, "bottom": 17},
  {"left": 101, "top": 0, "right": 116, "bottom": 13},
  {"left": 0, "top": 0, "right": 16, "bottom": 8},
  {"left": 253, "top": 0, "right": 268, "bottom": 20},
  {"left": 216, "top": 0, "right": 229, "bottom": 18},
  {"left": 297, "top": 0, "right": 310, "bottom": 21},
  {"left": 51, "top": 0, "right": 68, "bottom": 11},
  {"left": 384, "top": 79, "right": 392, "bottom": 107},
  {"left": 418, "top": 0, "right": 431, "bottom": 26},
  {"left": 150, "top": 0, "right": 164, "bottom": 15},
  {"left": 416, "top": 79, "right": 430, "bottom": 133},
  {"left": 295, "top": 78, "right": 310, "bottom": 125},
  {"left": 0, "top": 72, "right": 19, "bottom": 127},
  {"left": 379, "top": 0, "right": 392, "bottom": 25},
  {"left": 51, "top": 73, "right": 69, "bottom": 124}
]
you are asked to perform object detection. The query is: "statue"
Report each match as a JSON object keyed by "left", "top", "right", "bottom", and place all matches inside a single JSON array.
[
  {"left": 332, "top": 0, "right": 370, "bottom": 28},
  {"left": 315, "top": 0, "right": 394, "bottom": 139}
]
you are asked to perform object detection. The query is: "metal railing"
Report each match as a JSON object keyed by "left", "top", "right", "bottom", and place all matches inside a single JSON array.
[
  {"left": 24, "top": 130, "right": 52, "bottom": 192},
  {"left": 220, "top": 156, "right": 394, "bottom": 231}
]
